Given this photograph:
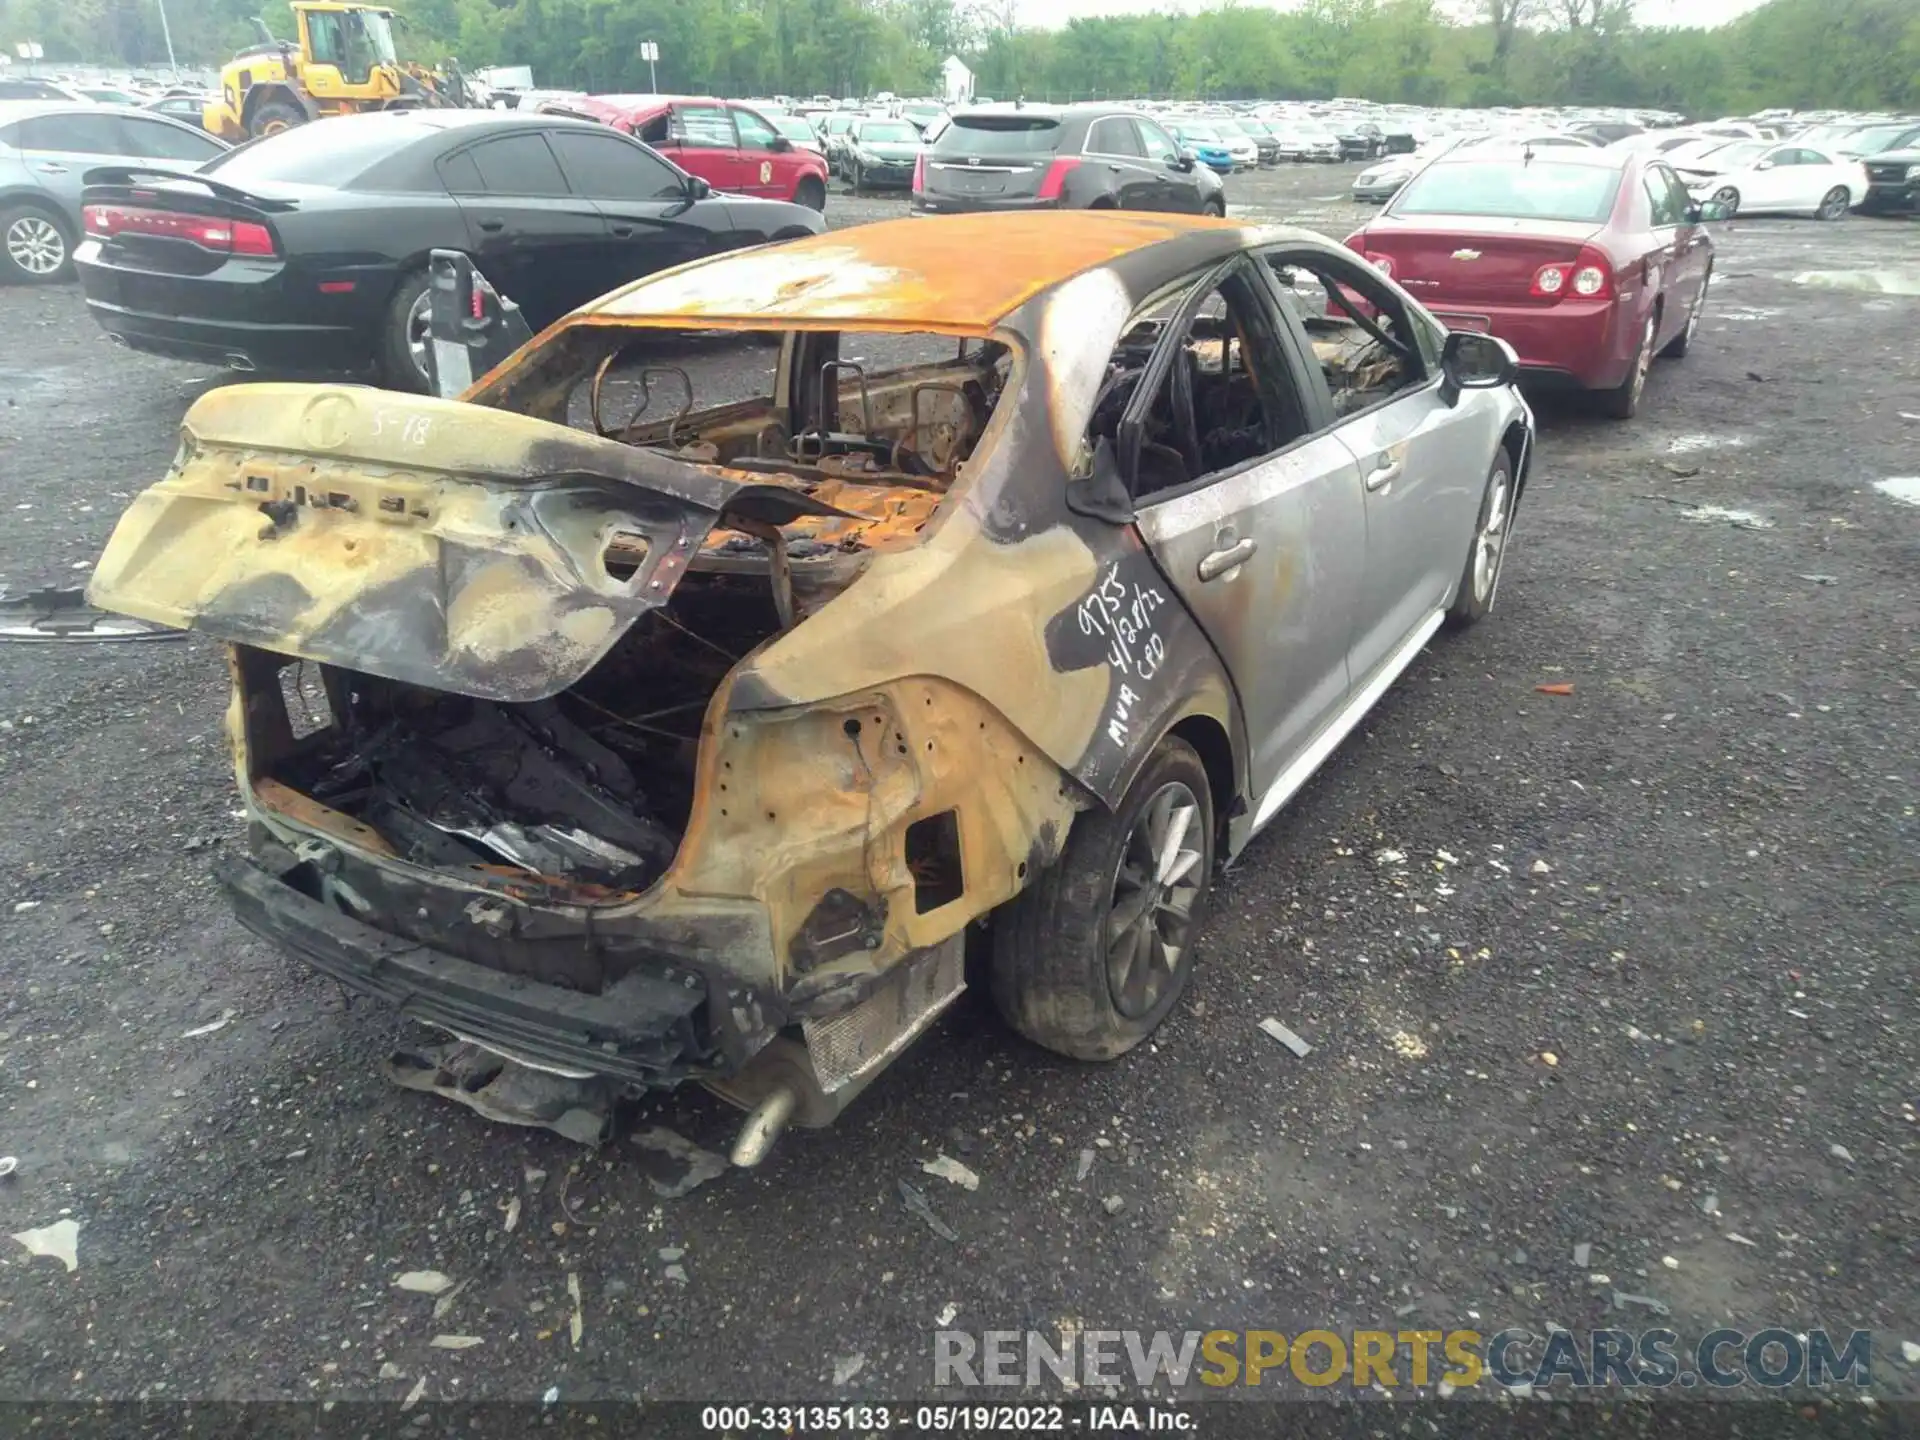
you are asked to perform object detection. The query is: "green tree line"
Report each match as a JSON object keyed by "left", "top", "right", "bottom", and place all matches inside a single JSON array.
[{"left": 4, "top": 0, "right": 1916, "bottom": 115}]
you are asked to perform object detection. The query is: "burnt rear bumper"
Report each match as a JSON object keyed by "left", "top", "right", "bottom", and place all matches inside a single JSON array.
[{"left": 217, "top": 853, "right": 709, "bottom": 1086}]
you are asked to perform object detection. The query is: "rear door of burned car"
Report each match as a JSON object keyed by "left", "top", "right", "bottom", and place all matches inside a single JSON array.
[
  {"left": 1257, "top": 243, "right": 1493, "bottom": 690},
  {"left": 1118, "top": 257, "right": 1364, "bottom": 802}
]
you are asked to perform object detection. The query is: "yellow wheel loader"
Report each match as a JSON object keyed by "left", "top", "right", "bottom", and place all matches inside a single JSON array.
[{"left": 203, "top": 2, "right": 469, "bottom": 143}]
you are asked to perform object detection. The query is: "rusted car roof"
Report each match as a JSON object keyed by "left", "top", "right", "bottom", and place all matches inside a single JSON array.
[{"left": 583, "top": 212, "right": 1256, "bottom": 331}]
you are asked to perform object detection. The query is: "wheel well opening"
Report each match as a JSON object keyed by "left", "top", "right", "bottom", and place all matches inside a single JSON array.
[
  {"left": 1500, "top": 421, "right": 1529, "bottom": 498},
  {"left": 1168, "top": 715, "right": 1235, "bottom": 840},
  {"left": 244, "top": 85, "right": 303, "bottom": 119}
]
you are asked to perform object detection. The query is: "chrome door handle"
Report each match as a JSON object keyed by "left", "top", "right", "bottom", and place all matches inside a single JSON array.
[
  {"left": 1197, "top": 537, "right": 1256, "bottom": 581},
  {"left": 33, "top": 163, "right": 68, "bottom": 174},
  {"left": 1364, "top": 456, "right": 1402, "bottom": 492}
]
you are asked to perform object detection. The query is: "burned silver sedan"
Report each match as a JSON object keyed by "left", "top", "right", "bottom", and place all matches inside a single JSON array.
[{"left": 91, "top": 213, "right": 1533, "bottom": 1162}]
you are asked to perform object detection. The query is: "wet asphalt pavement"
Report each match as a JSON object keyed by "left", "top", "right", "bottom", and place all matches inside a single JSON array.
[{"left": 0, "top": 163, "right": 1915, "bottom": 1417}]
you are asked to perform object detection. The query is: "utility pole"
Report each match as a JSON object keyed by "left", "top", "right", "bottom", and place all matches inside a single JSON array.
[
  {"left": 640, "top": 40, "right": 659, "bottom": 93},
  {"left": 155, "top": 0, "right": 179, "bottom": 77}
]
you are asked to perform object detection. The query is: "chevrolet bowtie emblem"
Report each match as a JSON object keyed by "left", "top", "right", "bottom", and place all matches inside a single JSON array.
[{"left": 1452, "top": 248, "right": 1482, "bottom": 261}]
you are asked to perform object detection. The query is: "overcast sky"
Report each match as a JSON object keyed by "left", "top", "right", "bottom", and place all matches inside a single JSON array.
[{"left": 1020, "top": 0, "right": 1770, "bottom": 29}]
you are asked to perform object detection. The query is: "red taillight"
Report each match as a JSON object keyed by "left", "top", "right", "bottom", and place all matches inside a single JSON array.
[
  {"left": 230, "top": 221, "right": 276, "bottom": 256},
  {"left": 911, "top": 153, "right": 926, "bottom": 192},
  {"left": 82, "top": 204, "right": 276, "bottom": 257},
  {"left": 470, "top": 283, "right": 485, "bottom": 320},
  {"left": 1531, "top": 246, "right": 1613, "bottom": 300},
  {"left": 317, "top": 280, "right": 355, "bottom": 294},
  {"left": 1036, "top": 156, "right": 1082, "bottom": 201},
  {"left": 1530, "top": 263, "right": 1567, "bottom": 297}
]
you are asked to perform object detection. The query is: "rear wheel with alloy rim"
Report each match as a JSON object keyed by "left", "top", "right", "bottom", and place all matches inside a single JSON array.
[
  {"left": 2, "top": 205, "right": 69, "bottom": 284},
  {"left": 991, "top": 736, "right": 1213, "bottom": 1060},
  {"left": 1446, "top": 448, "right": 1514, "bottom": 628},
  {"left": 1816, "top": 186, "right": 1850, "bottom": 220},
  {"left": 1712, "top": 186, "right": 1740, "bottom": 218},
  {"left": 1598, "top": 310, "right": 1656, "bottom": 420},
  {"left": 379, "top": 269, "right": 434, "bottom": 393}
]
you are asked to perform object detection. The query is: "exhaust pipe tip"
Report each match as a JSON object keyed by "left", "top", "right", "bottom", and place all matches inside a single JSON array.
[
  {"left": 105, "top": 332, "right": 128, "bottom": 347},
  {"left": 730, "top": 1083, "right": 799, "bottom": 1168},
  {"left": 225, "top": 353, "right": 256, "bottom": 372}
]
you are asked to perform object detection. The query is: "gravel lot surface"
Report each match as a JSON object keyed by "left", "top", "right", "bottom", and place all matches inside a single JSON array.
[{"left": 0, "top": 161, "right": 1914, "bottom": 1416}]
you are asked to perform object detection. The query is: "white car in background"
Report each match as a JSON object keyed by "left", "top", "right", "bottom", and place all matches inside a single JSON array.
[{"left": 1674, "top": 139, "right": 1868, "bottom": 219}]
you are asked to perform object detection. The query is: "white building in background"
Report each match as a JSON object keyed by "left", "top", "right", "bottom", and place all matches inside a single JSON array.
[{"left": 941, "top": 55, "right": 974, "bottom": 105}]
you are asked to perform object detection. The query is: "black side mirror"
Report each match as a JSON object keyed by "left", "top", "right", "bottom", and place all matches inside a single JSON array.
[
  {"left": 769, "top": 134, "right": 792, "bottom": 152},
  {"left": 1684, "top": 201, "right": 1703, "bottom": 223},
  {"left": 1065, "top": 436, "right": 1136, "bottom": 524},
  {"left": 1439, "top": 331, "right": 1518, "bottom": 406},
  {"left": 685, "top": 174, "right": 713, "bottom": 200},
  {"left": 1170, "top": 150, "right": 1195, "bottom": 172}
]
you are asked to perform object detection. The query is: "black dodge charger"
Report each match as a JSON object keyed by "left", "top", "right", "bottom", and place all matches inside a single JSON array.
[{"left": 75, "top": 111, "right": 826, "bottom": 391}]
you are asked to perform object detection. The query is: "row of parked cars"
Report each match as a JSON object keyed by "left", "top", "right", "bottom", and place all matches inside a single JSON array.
[
  {"left": 1352, "top": 114, "right": 1920, "bottom": 218},
  {"left": 25, "top": 91, "right": 1727, "bottom": 430},
  {"left": 0, "top": 72, "right": 218, "bottom": 130},
  {"left": 0, "top": 101, "right": 829, "bottom": 384}
]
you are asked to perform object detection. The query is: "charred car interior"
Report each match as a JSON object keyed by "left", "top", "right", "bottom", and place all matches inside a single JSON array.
[{"left": 1083, "top": 257, "right": 1419, "bottom": 497}]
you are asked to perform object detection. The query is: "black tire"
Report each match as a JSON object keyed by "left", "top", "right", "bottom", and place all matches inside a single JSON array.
[
  {"left": 378, "top": 267, "right": 432, "bottom": 393},
  {"left": 1, "top": 202, "right": 71, "bottom": 284},
  {"left": 1202, "top": 197, "right": 1225, "bottom": 218},
  {"left": 990, "top": 736, "right": 1213, "bottom": 1060},
  {"left": 248, "top": 100, "right": 306, "bottom": 139},
  {"left": 1660, "top": 263, "right": 1709, "bottom": 358},
  {"left": 1445, "top": 447, "right": 1515, "bottom": 629},
  {"left": 1712, "top": 186, "right": 1739, "bottom": 219},
  {"left": 1596, "top": 307, "right": 1656, "bottom": 421},
  {"left": 1816, "top": 186, "right": 1850, "bottom": 221},
  {"left": 794, "top": 176, "right": 826, "bottom": 212}
]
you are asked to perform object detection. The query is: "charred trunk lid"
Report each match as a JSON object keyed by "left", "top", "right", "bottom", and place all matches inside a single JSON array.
[{"left": 89, "top": 383, "right": 842, "bottom": 703}]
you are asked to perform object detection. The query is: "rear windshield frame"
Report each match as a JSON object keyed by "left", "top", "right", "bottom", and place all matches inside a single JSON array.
[
  {"left": 854, "top": 120, "right": 921, "bottom": 145},
  {"left": 1390, "top": 158, "right": 1626, "bottom": 224},
  {"left": 930, "top": 116, "right": 1062, "bottom": 156},
  {"left": 201, "top": 118, "right": 422, "bottom": 187}
]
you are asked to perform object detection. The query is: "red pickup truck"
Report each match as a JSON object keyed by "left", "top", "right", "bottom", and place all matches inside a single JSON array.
[{"left": 539, "top": 95, "right": 829, "bottom": 211}]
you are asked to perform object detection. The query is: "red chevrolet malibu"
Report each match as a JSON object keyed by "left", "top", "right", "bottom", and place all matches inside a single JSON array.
[
  {"left": 539, "top": 95, "right": 829, "bottom": 212},
  {"left": 1344, "top": 146, "right": 1715, "bottom": 418}
]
